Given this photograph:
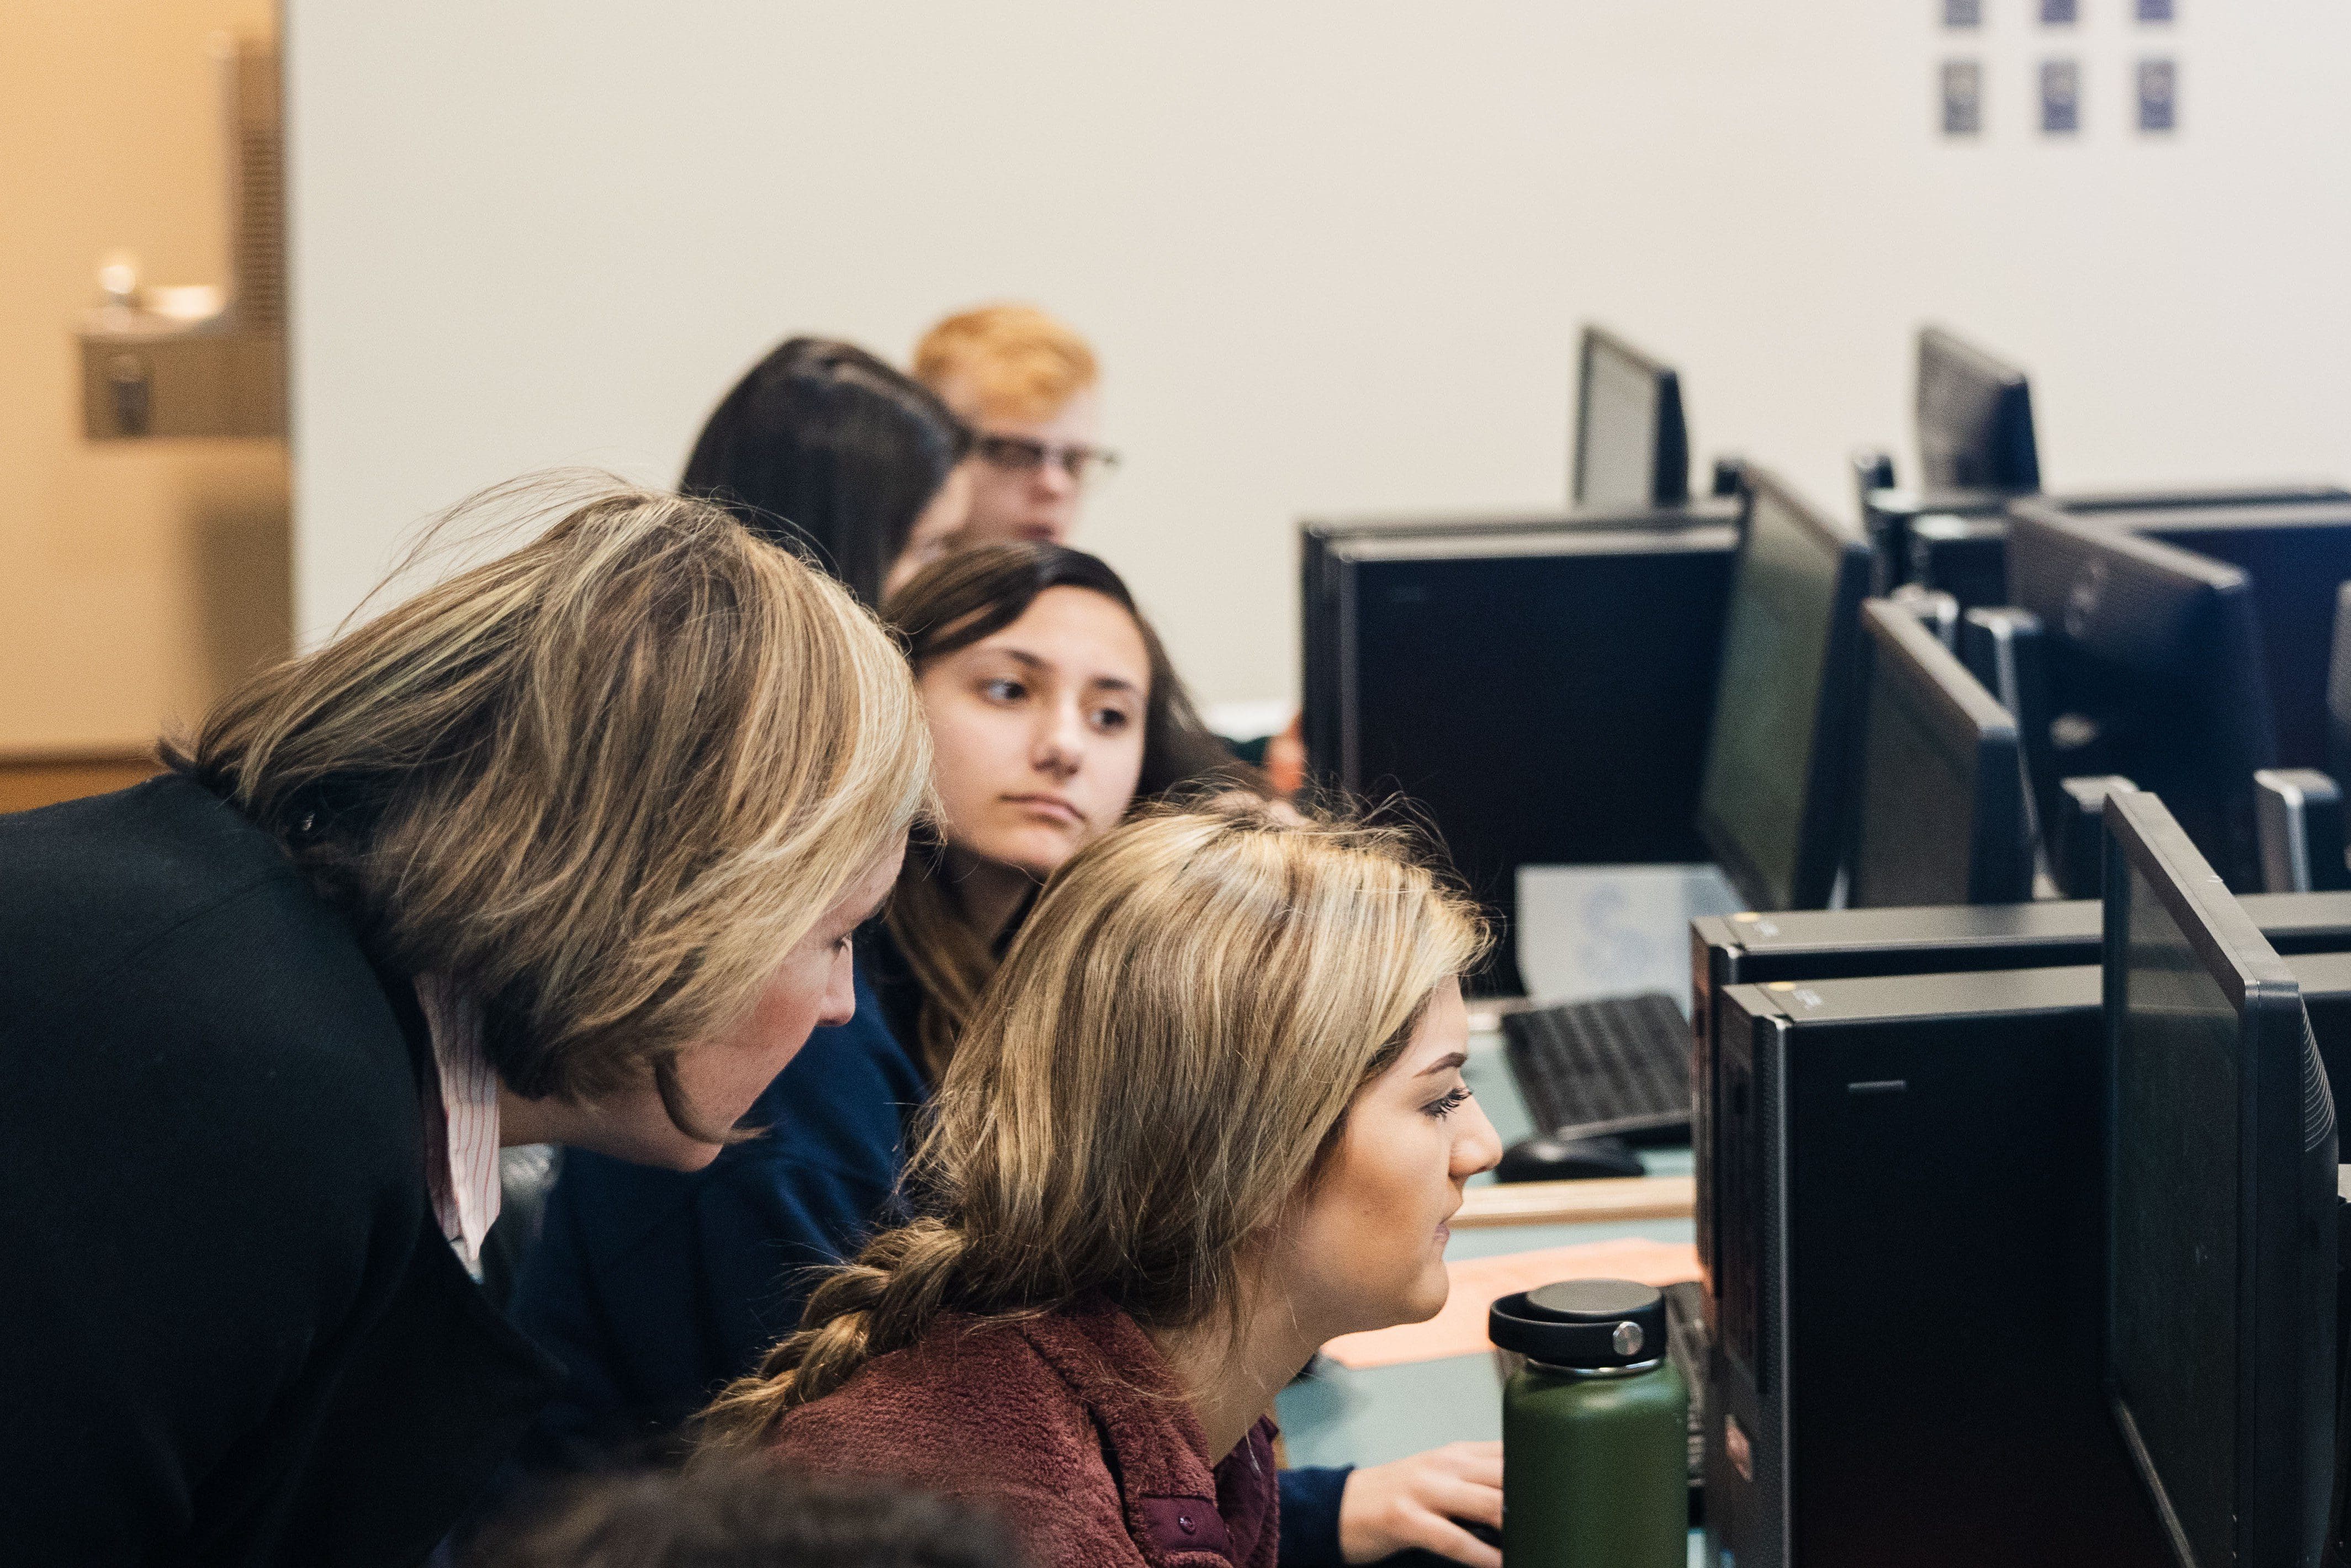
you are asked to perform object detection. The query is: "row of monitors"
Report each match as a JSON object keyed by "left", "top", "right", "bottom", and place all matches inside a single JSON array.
[
  {"left": 1573, "top": 320, "right": 2349, "bottom": 776},
  {"left": 1693, "top": 794, "right": 2338, "bottom": 1567},
  {"left": 1300, "top": 479, "right": 2351, "bottom": 992},
  {"left": 1572, "top": 322, "right": 2041, "bottom": 514},
  {"left": 1887, "top": 488, "right": 2351, "bottom": 771}
]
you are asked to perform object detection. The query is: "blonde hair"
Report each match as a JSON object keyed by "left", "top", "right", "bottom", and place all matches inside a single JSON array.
[
  {"left": 698, "top": 805, "right": 1485, "bottom": 1447},
  {"left": 166, "top": 475, "right": 931, "bottom": 1138},
  {"left": 912, "top": 303, "right": 1098, "bottom": 423}
]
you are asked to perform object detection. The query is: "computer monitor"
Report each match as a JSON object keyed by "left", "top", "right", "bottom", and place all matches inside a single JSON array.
[
  {"left": 2067, "top": 501, "right": 2351, "bottom": 773},
  {"left": 2007, "top": 505, "right": 2279, "bottom": 891},
  {"left": 1573, "top": 326, "right": 1691, "bottom": 508},
  {"left": 2102, "top": 789, "right": 2338, "bottom": 1568},
  {"left": 1849, "top": 598, "right": 2034, "bottom": 907},
  {"left": 1916, "top": 326, "right": 2041, "bottom": 492},
  {"left": 1298, "top": 499, "right": 1741, "bottom": 803},
  {"left": 1696, "top": 469, "right": 1874, "bottom": 911},
  {"left": 1904, "top": 484, "right": 2351, "bottom": 616},
  {"left": 1315, "top": 517, "right": 1738, "bottom": 994}
]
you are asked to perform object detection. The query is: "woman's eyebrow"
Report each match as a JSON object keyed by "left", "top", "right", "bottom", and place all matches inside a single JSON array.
[{"left": 1415, "top": 1050, "right": 1470, "bottom": 1076}]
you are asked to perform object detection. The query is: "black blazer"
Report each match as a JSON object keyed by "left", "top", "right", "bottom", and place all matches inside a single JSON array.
[{"left": 0, "top": 776, "right": 563, "bottom": 1567}]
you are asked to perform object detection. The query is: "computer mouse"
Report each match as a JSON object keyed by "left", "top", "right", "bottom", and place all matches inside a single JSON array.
[{"left": 1494, "top": 1133, "right": 1645, "bottom": 1184}]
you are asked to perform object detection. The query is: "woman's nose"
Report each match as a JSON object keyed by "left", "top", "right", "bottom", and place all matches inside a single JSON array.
[
  {"left": 1033, "top": 706, "right": 1085, "bottom": 777},
  {"left": 1454, "top": 1096, "right": 1505, "bottom": 1179}
]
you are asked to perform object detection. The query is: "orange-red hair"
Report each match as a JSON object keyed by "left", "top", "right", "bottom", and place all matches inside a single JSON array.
[{"left": 913, "top": 303, "right": 1098, "bottom": 422}]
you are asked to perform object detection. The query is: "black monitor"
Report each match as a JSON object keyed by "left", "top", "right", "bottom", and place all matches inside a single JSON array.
[
  {"left": 1574, "top": 326, "right": 1691, "bottom": 508},
  {"left": 2067, "top": 501, "right": 2351, "bottom": 773},
  {"left": 1697, "top": 469, "right": 1873, "bottom": 911},
  {"left": 1916, "top": 326, "right": 2040, "bottom": 492},
  {"left": 1850, "top": 598, "right": 2034, "bottom": 907},
  {"left": 2008, "top": 504, "right": 2280, "bottom": 890},
  {"left": 1903, "top": 484, "right": 2351, "bottom": 616},
  {"left": 1314, "top": 517, "right": 1738, "bottom": 994},
  {"left": 2103, "top": 789, "right": 2338, "bottom": 1568},
  {"left": 1298, "top": 499, "right": 1740, "bottom": 801}
]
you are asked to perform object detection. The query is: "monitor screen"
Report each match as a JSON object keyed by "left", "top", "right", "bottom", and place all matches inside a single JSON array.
[
  {"left": 1577, "top": 338, "right": 1662, "bottom": 508},
  {"left": 1574, "top": 327, "right": 1687, "bottom": 508},
  {"left": 1850, "top": 600, "right": 2029, "bottom": 907},
  {"left": 2109, "top": 851, "right": 2242, "bottom": 1565},
  {"left": 1698, "top": 478, "right": 1861, "bottom": 910},
  {"left": 1917, "top": 327, "right": 2040, "bottom": 492}
]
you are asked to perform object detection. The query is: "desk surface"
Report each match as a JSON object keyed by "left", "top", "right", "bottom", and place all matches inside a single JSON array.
[{"left": 1274, "top": 1023, "right": 1704, "bottom": 1565}]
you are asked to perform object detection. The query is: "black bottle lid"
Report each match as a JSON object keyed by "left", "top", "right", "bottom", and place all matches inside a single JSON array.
[{"left": 1489, "top": 1279, "right": 1667, "bottom": 1370}]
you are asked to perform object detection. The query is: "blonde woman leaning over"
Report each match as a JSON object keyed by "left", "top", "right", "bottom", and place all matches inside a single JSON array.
[
  {"left": 700, "top": 809, "right": 1507, "bottom": 1568},
  {"left": 0, "top": 478, "right": 928, "bottom": 1568}
]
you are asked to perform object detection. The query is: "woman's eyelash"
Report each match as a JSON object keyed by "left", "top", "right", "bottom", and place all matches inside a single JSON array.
[{"left": 1424, "top": 1087, "right": 1472, "bottom": 1120}]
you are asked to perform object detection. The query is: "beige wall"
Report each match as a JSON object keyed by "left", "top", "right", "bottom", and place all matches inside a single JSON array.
[
  {"left": 288, "top": 2, "right": 2351, "bottom": 710},
  {"left": 0, "top": 1, "right": 288, "bottom": 754}
]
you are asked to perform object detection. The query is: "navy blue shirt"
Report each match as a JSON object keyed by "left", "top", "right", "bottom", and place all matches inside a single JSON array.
[{"left": 509, "top": 952, "right": 1352, "bottom": 1562}]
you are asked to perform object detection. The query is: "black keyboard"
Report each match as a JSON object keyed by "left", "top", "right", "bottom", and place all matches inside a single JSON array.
[{"left": 1501, "top": 991, "right": 1693, "bottom": 1142}]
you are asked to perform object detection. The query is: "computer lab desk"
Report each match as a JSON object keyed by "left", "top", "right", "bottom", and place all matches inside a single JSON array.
[{"left": 1275, "top": 1016, "right": 1706, "bottom": 1566}]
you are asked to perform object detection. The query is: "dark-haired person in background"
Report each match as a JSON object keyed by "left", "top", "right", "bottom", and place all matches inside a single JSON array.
[
  {"left": 0, "top": 480, "right": 930, "bottom": 1568},
  {"left": 683, "top": 336, "right": 975, "bottom": 606},
  {"left": 510, "top": 544, "right": 1501, "bottom": 1567}
]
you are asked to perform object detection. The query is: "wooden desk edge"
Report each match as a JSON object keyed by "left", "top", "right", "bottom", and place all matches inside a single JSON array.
[{"left": 1452, "top": 1173, "right": 1695, "bottom": 1228}]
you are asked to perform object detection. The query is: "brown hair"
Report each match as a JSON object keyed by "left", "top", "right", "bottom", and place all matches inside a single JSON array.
[
  {"left": 166, "top": 475, "right": 930, "bottom": 1138},
  {"left": 878, "top": 542, "right": 1249, "bottom": 1077},
  {"left": 912, "top": 304, "right": 1098, "bottom": 423},
  {"left": 697, "top": 806, "right": 1485, "bottom": 1445}
]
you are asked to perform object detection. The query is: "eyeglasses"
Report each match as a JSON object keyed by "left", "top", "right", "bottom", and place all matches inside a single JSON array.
[{"left": 970, "top": 433, "right": 1121, "bottom": 483}]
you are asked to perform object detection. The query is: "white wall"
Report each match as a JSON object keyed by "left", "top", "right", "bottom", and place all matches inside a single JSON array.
[{"left": 289, "top": 1, "right": 2351, "bottom": 706}]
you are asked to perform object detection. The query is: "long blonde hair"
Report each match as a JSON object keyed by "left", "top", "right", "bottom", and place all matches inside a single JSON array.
[
  {"left": 698, "top": 805, "right": 1484, "bottom": 1447},
  {"left": 166, "top": 475, "right": 930, "bottom": 1137}
]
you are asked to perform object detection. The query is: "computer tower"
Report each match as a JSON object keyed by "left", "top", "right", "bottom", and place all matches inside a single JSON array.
[
  {"left": 1310, "top": 515, "right": 1739, "bottom": 994},
  {"left": 1702, "top": 951, "right": 2351, "bottom": 1568},
  {"left": 1687, "top": 895, "right": 2351, "bottom": 1358}
]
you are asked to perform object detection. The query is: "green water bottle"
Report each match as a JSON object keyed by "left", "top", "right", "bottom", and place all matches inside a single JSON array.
[{"left": 1490, "top": 1279, "right": 1688, "bottom": 1568}]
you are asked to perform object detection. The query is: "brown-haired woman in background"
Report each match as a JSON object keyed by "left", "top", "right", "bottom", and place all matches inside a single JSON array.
[
  {"left": 0, "top": 478, "right": 929, "bottom": 1568},
  {"left": 698, "top": 808, "right": 1507, "bottom": 1568}
]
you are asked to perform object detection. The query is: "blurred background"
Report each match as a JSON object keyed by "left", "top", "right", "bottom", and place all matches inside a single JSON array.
[{"left": 7, "top": 0, "right": 2349, "bottom": 754}]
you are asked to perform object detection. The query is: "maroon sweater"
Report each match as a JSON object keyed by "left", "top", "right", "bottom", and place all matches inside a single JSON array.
[{"left": 767, "top": 1298, "right": 1279, "bottom": 1568}]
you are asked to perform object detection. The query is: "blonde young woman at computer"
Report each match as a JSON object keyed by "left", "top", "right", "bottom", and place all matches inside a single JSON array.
[{"left": 701, "top": 807, "right": 1509, "bottom": 1568}]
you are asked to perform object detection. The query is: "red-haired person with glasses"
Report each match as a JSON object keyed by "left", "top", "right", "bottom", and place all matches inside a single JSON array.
[{"left": 914, "top": 304, "right": 1119, "bottom": 548}]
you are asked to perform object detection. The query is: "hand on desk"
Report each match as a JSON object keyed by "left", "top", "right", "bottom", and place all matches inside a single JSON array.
[{"left": 1338, "top": 1440, "right": 1503, "bottom": 1567}]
